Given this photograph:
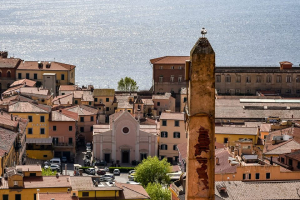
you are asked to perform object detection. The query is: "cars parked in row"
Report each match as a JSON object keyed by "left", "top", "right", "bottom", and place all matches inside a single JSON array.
[
  {"left": 113, "top": 169, "right": 120, "bottom": 176},
  {"left": 44, "top": 164, "right": 60, "bottom": 171}
]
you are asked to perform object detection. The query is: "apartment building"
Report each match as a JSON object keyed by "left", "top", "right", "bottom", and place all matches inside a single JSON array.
[{"left": 159, "top": 112, "right": 185, "bottom": 164}]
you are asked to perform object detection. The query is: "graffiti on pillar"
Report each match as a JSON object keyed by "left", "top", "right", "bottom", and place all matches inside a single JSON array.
[{"left": 194, "top": 126, "right": 210, "bottom": 190}]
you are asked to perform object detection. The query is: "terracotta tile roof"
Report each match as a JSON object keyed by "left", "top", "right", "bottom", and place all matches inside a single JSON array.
[
  {"left": 23, "top": 176, "right": 71, "bottom": 188},
  {"left": 177, "top": 142, "right": 187, "bottom": 161},
  {"left": 0, "top": 127, "right": 18, "bottom": 157},
  {"left": 10, "top": 79, "right": 36, "bottom": 87},
  {"left": 116, "top": 182, "right": 150, "bottom": 199},
  {"left": 93, "top": 89, "right": 115, "bottom": 96},
  {"left": 17, "top": 61, "right": 75, "bottom": 71},
  {"left": 141, "top": 99, "right": 154, "bottom": 106},
  {"left": 73, "top": 91, "right": 93, "bottom": 101},
  {"left": 59, "top": 85, "right": 76, "bottom": 91},
  {"left": 16, "top": 165, "right": 42, "bottom": 172},
  {"left": 2, "top": 84, "right": 25, "bottom": 95},
  {"left": 139, "top": 118, "right": 157, "bottom": 125},
  {"left": 150, "top": 56, "right": 189, "bottom": 64},
  {"left": 70, "top": 177, "right": 122, "bottom": 191},
  {"left": 65, "top": 105, "right": 98, "bottom": 116},
  {"left": 152, "top": 93, "right": 172, "bottom": 100},
  {"left": 215, "top": 126, "right": 258, "bottom": 135},
  {"left": 215, "top": 142, "right": 225, "bottom": 149},
  {"left": 264, "top": 140, "right": 300, "bottom": 155},
  {"left": 215, "top": 181, "right": 300, "bottom": 199},
  {"left": 284, "top": 149, "right": 300, "bottom": 161},
  {"left": 9, "top": 101, "right": 51, "bottom": 113},
  {"left": 52, "top": 93, "right": 74, "bottom": 105},
  {"left": 116, "top": 95, "right": 133, "bottom": 109},
  {"left": 51, "top": 110, "right": 77, "bottom": 121},
  {"left": 215, "top": 148, "right": 237, "bottom": 174},
  {"left": 0, "top": 57, "right": 21, "bottom": 68},
  {"left": 0, "top": 95, "right": 33, "bottom": 106},
  {"left": 160, "top": 112, "right": 184, "bottom": 120},
  {"left": 20, "top": 87, "right": 50, "bottom": 96},
  {"left": 260, "top": 123, "right": 272, "bottom": 132},
  {"left": 39, "top": 193, "right": 78, "bottom": 200}
]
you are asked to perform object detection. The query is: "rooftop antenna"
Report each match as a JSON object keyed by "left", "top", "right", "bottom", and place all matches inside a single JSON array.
[{"left": 201, "top": 27, "right": 207, "bottom": 38}]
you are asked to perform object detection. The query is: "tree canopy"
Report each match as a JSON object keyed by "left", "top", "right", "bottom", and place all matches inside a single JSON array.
[
  {"left": 146, "top": 182, "right": 171, "bottom": 200},
  {"left": 117, "top": 77, "right": 139, "bottom": 92},
  {"left": 134, "top": 156, "right": 171, "bottom": 187}
]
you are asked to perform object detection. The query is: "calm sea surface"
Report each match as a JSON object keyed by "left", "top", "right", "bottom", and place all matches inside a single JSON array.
[{"left": 0, "top": 0, "right": 299, "bottom": 90}]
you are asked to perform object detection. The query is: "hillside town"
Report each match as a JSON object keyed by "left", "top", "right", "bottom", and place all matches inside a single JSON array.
[{"left": 1, "top": 34, "right": 300, "bottom": 200}]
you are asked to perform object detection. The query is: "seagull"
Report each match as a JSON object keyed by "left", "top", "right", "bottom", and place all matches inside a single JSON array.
[{"left": 201, "top": 27, "right": 207, "bottom": 38}]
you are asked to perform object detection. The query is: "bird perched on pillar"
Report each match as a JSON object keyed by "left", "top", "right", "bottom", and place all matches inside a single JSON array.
[{"left": 201, "top": 27, "right": 207, "bottom": 38}]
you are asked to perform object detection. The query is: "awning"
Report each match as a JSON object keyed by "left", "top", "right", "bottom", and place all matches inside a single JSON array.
[{"left": 26, "top": 138, "right": 52, "bottom": 145}]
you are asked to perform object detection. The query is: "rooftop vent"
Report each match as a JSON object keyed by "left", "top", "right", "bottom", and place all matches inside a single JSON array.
[
  {"left": 38, "top": 61, "right": 43, "bottom": 69},
  {"left": 46, "top": 62, "right": 51, "bottom": 68}
]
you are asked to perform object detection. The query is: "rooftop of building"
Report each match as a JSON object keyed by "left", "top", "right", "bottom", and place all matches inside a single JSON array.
[
  {"left": 150, "top": 56, "right": 190, "bottom": 64},
  {"left": 59, "top": 85, "right": 77, "bottom": 91},
  {"left": 17, "top": 61, "right": 75, "bottom": 71},
  {"left": 73, "top": 90, "right": 93, "bottom": 101},
  {"left": 51, "top": 109, "right": 78, "bottom": 121},
  {"left": 160, "top": 112, "right": 184, "bottom": 120},
  {"left": 260, "top": 123, "right": 272, "bottom": 132},
  {"left": 116, "top": 182, "right": 150, "bottom": 199},
  {"left": 215, "top": 180, "right": 300, "bottom": 200},
  {"left": 93, "top": 88, "right": 115, "bottom": 96},
  {"left": 39, "top": 193, "right": 78, "bottom": 200},
  {"left": 215, "top": 148, "right": 238, "bottom": 174},
  {"left": 284, "top": 149, "right": 300, "bottom": 162},
  {"left": 152, "top": 93, "right": 172, "bottom": 100},
  {"left": 8, "top": 101, "right": 51, "bottom": 113},
  {"left": 264, "top": 139, "right": 300, "bottom": 155},
  {"left": 215, "top": 126, "right": 257, "bottom": 135},
  {"left": 115, "top": 95, "right": 133, "bottom": 109},
  {"left": 216, "top": 98, "right": 300, "bottom": 120},
  {"left": 16, "top": 165, "right": 42, "bottom": 172},
  {"left": 0, "top": 94, "right": 33, "bottom": 106},
  {"left": 52, "top": 93, "right": 73, "bottom": 105},
  {"left": 0, "top": 57, "right": 21, "bottom": 68},
  {"left": 141, "top": 99, "right": 154, "bottom": 106},
  {"left": 20, "top": 87, "right": 50, "bottom": 96},
  {"left": 2, "top": 84, "right": 25, "bottom": 95},
  {"left": 65, "top": 104, "right": 98, "bottom": 116},
  {"left": 70, "top": 176, "right": 122, "bottom": 191},
  {"left": 10, "top": 79, "right": 36, "bottom": 87}
]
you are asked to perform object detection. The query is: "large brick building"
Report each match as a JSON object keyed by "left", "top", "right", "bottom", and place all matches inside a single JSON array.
[
  {"left": 151, "top": 56, "right": 188, "bottom": 94},
  {"left": 0, "top": 51, "right": 21, "bottom": 93},
  {"left": 151, "top": 57, "right": 300, "bottom": 96}
]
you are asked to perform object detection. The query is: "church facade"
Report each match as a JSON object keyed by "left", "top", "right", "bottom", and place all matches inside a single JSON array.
[{"left": 93, "top": 111, "right": 158, "bottom": 164}]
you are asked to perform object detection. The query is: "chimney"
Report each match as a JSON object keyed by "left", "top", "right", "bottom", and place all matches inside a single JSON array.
[
  {"left": 38, "top": 61, "right": 43, "bottom": 69},
  {"left": 216, "top": 157, "right": 220, "bottom": 165},
  {"left": 280, "top": 61, "right": 293, "bottom": 70},
  {"left": 37, "top": 189, "right": 40, "bottom": 200},
  {"left": 270, "top": 156, "right": 273, "bottom": 165}
]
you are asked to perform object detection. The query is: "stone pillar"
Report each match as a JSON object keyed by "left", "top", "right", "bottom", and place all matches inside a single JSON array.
[{"left": 185, "top": 36, "right": 215, "bottom": 199}]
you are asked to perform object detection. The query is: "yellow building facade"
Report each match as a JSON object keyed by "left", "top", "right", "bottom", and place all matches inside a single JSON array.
[
  {"left": 159, "top": 112, "right": 186, "bottom": 164},
  {"left": 16, "top": 61, "right": 76, "bottom": 87}
]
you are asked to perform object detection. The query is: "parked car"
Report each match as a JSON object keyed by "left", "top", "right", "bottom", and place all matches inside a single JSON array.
[
  {"left": 86, "top": 168, "right": 95, "bottom": 175},
  {"left": 101, "top": 174, "right": 115, "bottom": 181},
  {"left": 113, "top": 169, "right": 120, "bottom": 176},
  {"left": 128, "top": 172, "right": 136, "bottom": 181},
  {"left": 86, "top": 146, "right": 91, "bottom": 151},
  {"left": 97, "top": 169, "right": 106, "bottom": 175},
  {"left": 86, "top": 142, "right": 92, "bottom": 150},
  {"left": 45, "top": 164, "right": 60, "bottom": 171},
  {"left": 61, "top": 156, "right": 67, "bottom": 163},
  {"left": 128, "top": 170, "right": 136, "bottom": 175},
  {"left": 126, "top": 181, "right": 140, "bottom": 185}
]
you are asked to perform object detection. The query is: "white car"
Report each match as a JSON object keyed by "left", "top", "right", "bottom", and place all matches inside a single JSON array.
[
  {"left": 113, "top": 169, "right": 120, "bottom": 176},
  {"left": 45, "top": 164, "right": 60, "bottom": 171}
]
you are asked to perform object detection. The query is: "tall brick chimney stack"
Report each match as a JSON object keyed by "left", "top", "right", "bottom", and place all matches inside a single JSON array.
[{"left": 185, "top": 29, "right": 215, "bottom": 199}]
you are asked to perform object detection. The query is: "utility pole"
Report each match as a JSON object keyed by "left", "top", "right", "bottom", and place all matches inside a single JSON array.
[{"left": 185, "top": 28, "right": 215, "bottom": 199}]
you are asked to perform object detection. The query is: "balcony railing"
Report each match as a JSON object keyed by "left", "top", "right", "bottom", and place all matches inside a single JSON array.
[{"left": 53, "top": 142, "right": 74, "bottom": 147}]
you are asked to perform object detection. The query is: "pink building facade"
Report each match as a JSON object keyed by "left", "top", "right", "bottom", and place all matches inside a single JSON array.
[{"left": 93, "top": 111, "right": 158, "bottom": 164}]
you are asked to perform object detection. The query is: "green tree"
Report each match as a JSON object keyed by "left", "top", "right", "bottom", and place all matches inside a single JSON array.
[
  {"left": 134, "top": 156, "right": 171, "bottom": 187},
  {"left": 117, "top": 77, "right": 139, "bottom": 92},
  {"left": 146, "top": 182, "right": 171, "bottom": 200},
  {"left": 42, "top": 168, "right": 57, "bottom": 176}
]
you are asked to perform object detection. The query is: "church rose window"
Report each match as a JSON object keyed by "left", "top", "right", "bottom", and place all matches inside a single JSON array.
[{"left": 123, "top": 127, "right": 129, "bottom": 134}]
